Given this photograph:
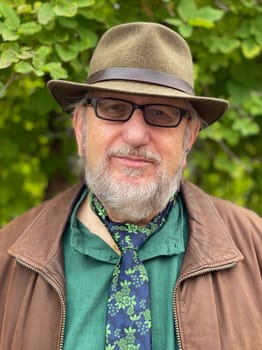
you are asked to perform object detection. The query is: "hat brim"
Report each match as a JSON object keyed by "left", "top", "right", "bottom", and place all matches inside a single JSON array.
[{"left": 47, "top": 79, "right": 229, "bottom": 126}]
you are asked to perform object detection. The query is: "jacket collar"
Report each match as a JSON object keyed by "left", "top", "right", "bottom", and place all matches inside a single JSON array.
[
  {"left": 8, "top": 182, "right": 243, "bottom": 283},
  {"left": 180, "top": 181, "right": 243, "bottom": 277},
  {"left": 8, "top": 184, "right": 85, "bottom": 293}
]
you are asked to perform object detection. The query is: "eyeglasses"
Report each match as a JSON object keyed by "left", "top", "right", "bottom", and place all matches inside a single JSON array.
[{"left": 85, "top": 97, "right": 190, "bottom": 128}]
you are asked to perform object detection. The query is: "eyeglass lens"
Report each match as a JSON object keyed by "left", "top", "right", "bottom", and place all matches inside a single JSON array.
[{"left": 95, "top": 98, "right": 184, "bottom": 127}]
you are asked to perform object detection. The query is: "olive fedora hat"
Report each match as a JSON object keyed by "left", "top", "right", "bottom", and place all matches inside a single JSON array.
[{"left": 47, "top": 22, "right": 229, "bottom": 126}]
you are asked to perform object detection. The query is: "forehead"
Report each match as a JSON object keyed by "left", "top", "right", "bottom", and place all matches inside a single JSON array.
[{"left": 91, "top": 90, "right": 188, "bottom": 108}]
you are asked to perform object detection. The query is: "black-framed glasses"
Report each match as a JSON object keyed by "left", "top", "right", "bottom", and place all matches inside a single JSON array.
[{"left": 85, "top": 97, "right": 190, "bottom": 128}]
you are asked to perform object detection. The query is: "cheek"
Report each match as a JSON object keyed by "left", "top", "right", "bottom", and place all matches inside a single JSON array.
[
  {"left": 84, "top": 123, "right": 115, "bottom": 169},
  {"left": 160, "top": 138, "right": 184, "bottom": 176},
  {"left": 85, "top": 131, "right": 103, "bottom": 167}
]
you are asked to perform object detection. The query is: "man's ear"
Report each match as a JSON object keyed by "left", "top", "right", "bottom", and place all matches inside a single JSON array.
[
  {"left": 187, "top": 119, "right": 200, "bottom": 150},
  {"left": 182, "top": 119, "right": 200, "bottom": 170},
  {"left": 73, "top": 107, "right": 85, "bottom": 156}
]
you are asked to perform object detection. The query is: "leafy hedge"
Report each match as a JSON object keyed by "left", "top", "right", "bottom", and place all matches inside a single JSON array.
[{"left": 0, "top": 0, "right": 261, "bottom": 225}]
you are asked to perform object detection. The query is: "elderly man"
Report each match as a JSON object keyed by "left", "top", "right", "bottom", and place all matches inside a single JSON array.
[{"left": 0, "top": 22, "right": 261, "bottom": 350}]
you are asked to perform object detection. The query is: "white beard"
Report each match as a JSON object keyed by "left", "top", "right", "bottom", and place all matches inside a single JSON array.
[{"left": 83, "top": 144, "right": 184, "bottom": 223}]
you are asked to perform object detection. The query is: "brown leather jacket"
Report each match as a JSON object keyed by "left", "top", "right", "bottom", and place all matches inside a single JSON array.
[{"left": 0, "top": 182, "right": 261, "bottom": 350}]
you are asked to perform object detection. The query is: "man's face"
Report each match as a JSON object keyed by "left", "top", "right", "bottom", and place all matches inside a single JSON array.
[{"left": 74, "top": 91, "right": 199, "bottom": 223}]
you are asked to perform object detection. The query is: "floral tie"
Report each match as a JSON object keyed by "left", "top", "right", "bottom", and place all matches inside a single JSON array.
[{"left": 90, "top": 193, "right": 174, "bottom": 350}]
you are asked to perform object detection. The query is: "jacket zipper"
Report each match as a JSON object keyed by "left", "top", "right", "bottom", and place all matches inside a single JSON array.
[
  {"left": 173, "top": 261, "right": 237, "bottom": 350},
  {"left": 16, "top": 259, "right": 66, "bottom": 350},
  {"left": 16, "top": 258, "right": 238, "bottom": 349}
]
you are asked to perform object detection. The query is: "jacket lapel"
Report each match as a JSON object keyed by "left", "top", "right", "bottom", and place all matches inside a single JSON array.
[
  {"left": 8, "top": 183, "right": 85, "bottom": 292},
  {"left": 180, "top": 181, "right": 243, "bottom": 277}
]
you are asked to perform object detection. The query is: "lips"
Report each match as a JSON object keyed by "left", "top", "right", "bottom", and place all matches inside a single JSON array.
[
  {"left": 113, "top": 155, "right": 154, "bottom": 168},
  {"left": 106, "top": 145, "right": 161, "bottom": 172}
]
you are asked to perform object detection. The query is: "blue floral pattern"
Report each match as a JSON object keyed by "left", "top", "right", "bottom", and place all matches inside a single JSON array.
[{"left": 90, "top": 193, "right": 174, "bottom": 350}]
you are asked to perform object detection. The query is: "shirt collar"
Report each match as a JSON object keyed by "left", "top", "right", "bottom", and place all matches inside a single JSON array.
[{"left": 69, "top": 189, "right": 188, "bottom": 264}]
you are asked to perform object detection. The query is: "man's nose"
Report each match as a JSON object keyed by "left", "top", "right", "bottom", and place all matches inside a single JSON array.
[{"left": 121, "top": 108, "right": 151, "bottom": 147}]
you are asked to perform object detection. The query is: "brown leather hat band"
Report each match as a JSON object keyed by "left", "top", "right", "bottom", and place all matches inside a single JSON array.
[{"left": 87, "top": 67, "right": 195, "bottom": 96}]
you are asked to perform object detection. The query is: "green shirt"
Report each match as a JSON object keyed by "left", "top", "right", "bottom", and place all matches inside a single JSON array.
[{"left": 63, "top": 189, "right": 188, "bottom": 349}]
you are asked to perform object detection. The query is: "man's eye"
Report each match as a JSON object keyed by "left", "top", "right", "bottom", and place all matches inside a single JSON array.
[
  {"left": 104, "top": 103, "right": 126, "bottom": 112},
  {"left": 109, "top": 104, "right": 122, "bottom": 110},
  {"left": 150, "top": 109, "right": 163, "bottom": 116},
  {"left": 149, "top": 109, "right": 173, "bottom": 120}
]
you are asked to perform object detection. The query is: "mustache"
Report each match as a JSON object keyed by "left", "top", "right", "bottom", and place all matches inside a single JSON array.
[{"left": 106, "top": 145, "right": 162, "bottom": 164}]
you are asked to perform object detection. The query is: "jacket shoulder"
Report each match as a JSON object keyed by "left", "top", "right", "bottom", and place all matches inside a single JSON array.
[
  {"left": 182, "top": 181, "right": 262, "bottom": 250},
  {"left": 210, "top": 195, "right": 261, "bottom": 226},
  {"left": 0, "top": 183, "right": 85, "bottom": 250},
  {"left": 209, "top": 195, "right": 262, "bottom": 252},
  {"left": 183, "top": 181, "right": 261, "bottom": 221},
  {"left": 0, "top": 201, "right": 50, "bottom": 248}
]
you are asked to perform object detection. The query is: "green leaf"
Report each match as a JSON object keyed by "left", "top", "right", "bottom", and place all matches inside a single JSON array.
[
  {"left": 57, "top": 17, "right": 78, "bottom": 29},
  {"left": 240, "top": 0, "right": 256, "bottom": 7},
  {"left": 1, "top": 28, "right": 19, "bottom": 41},
  {"left": 178, "top": 0, "right": 197, "bottom": 21},
  {"left": 189, "top": 6, "right": 224, "bottom": 28},
  {"left": 18, "top": 47, "right": 35, "bottom": 60},
  {"left": 0, "top": 42, "right": 19, "bottom": 53},
  {"left": 254, "top": 30, "right": 262, "bottom": 45},
  {"left": 37, "top": 3, "right": 55, "bottom": 25},
  {"left": 227, "top": 82, "right": 250, "bottom": 104},
  {"left": 235, "top": 22, "right": 251, "bottom": 39},
  {"left": 0, "top": 81, "right": 5, "bottom": 98},
  {"left": 242, "top": 38, "right": 261, "bottom": 59},
  {"left": 178, "top": 2, "right": 224, "bottom": 28},
  {"left": 53, "top": 30, "right": 70, "bottom": 43},
  {"left": 245, "top": 92, "right": 262, "bottom": 116},
  {"left": 32, "top": 46, "right": 52, "bottom": 70},
  {"left": 0, "top": 3, "right": 20, "bottom": 29},
  {"left": 222, "top": 38, "right": 240, "bottom": 53},
  {"left": 164, "top": 18, "right": 183, "bottom": 27},
  {"left": 210, "top": 37, "right": 240, "bottom": 54},
  {"left": 69, "top": 39, "right": 91, "bottom": 53},
  {"left": 250, "top": 15, "right": 262, "bottom": 38},
  {"left": 54, "top": 3, "right": 78, "bottom": 17},
  {"left": 214, "top": 154, "right": 245, "bottom": 179},
  {"left": 189, "top": 18, "right": 215, "bottom": 29},
  {"left": 38, "top": 31, "right": 56, "bottom": 45},
  {"left": 196, "top": 6, "right": 224, "bottom": 22},
  {"left": 69, "top": 58, "right": 87, "bottom": 74},
  {"left": 34, "top": 69, "right": 45, "bottom": 77},
  {"left": 232, "top": 118, "right": 260, "bottom": 136},
  {"left": 74, "top": 0, "right": 95, "bottom": 7},
  {"left": 42, "top": 62, "right": 68, "bottom": 79},
  {"left": 55, "top": 44, "right": 78, "bottom": 62},
  {"left": 77, "top": 27, "right": 97, "bottom": 44},
  {"left": 18, "top": 22, "right": 42, "bottom": 36},
  {"left": 178, "top": 23, "right": 192, "bottom": 38},
  {"left": 17, "top": 4, "right": 33, "bottom": 15},
  {"left": 14, "top": 61, "right": 34, "bottom": 74},
  {"left": 0, "top": 49, "right": 18, "bottom": 69}
]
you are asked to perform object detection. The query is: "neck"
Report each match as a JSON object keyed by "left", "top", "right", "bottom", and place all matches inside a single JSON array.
[
  {"left": 90, "top": 191, "right": 175, "bottom": 226},
  {"left": 102, "top": 206, "right": 158, "bottom": 226}
]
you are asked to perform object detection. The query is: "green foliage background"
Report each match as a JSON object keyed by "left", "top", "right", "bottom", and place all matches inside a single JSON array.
[{"left": 0, "top": 0, "right": 261, "bottom": 226}]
